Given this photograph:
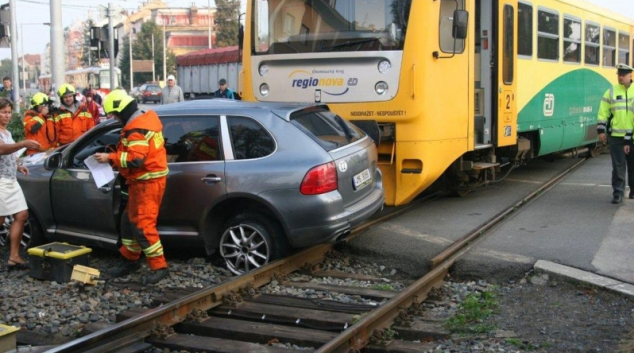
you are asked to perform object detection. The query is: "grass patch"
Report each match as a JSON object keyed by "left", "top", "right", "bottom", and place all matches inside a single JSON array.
[
  {"left": 445, "top": 289, "right": 499, "bottom": 334},
  {"left": 370, "top": 283, "right": 394, "bottom": 291}
]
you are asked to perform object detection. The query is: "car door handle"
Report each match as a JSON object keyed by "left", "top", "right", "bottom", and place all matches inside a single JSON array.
[
  {"left": 99, "top": 186, "right": 112, "bottom": 193},
  {"left": 201, "top": 176, "right": 222, "bottom": 184}
]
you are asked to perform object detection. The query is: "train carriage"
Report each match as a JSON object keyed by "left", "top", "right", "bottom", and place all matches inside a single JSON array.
[
  {"left": 240, "top": 0, "right": 634, "bottom": 206},
  {"left": 38, "top": 65, "right": 122, "bottom": 97}
]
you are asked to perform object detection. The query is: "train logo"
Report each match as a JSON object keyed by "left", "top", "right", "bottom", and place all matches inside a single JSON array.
[{"left": 543, "top": 93, "right": 555, "bottom": 117}]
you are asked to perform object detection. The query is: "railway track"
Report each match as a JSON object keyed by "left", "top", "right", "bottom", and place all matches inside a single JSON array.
[{"left": 41, "top": 158, "right": 588, "bottom": 353}]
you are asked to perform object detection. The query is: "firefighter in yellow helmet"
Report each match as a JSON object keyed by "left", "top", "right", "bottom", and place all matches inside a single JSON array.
[
  {"left": 52, "top": 83, "right": 94, "bottom": 145},
  {"left": 93, "top": 90, "right": 169, "bottom": 284},
  {"left": 23, "top": 93, "right": 57, "bottom": 155}
]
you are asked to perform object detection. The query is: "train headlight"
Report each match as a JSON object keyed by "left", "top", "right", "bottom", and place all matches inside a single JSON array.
[
  {"left": 259, "top": 83, "right": 270, "bottom": 96},
  {"left": 375, "top": 81, "right": 388, "bottom": 95},
  {"left": 259, "top": 64, "right": 269, "bottom": 77},
  {"left": 377, "top": 60, "right": 391, "bottom": 74}
]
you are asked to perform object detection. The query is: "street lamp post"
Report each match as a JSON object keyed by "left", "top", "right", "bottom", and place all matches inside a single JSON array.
[
  {"left": 208, "top": 0, "right": 212, "bottom": 49},
  {"left": 163, "top": 16, "right": 166, "bottom": 82},
  {"left": 20, "top": 22, "right": 50, "bottom": 101}
]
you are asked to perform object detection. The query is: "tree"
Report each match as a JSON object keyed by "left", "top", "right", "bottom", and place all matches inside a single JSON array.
[
  {"left": 120, "top": 21, "right": 176, "bottom": 88},
  {"left": 0, "top": 58, "right": 12, "bottom": 80},
  {"left": 215, "top": 0, "right": 241, "bottom": 47},
  {"left": 81, "top": 19, "right": 99, "bottom": 67}
]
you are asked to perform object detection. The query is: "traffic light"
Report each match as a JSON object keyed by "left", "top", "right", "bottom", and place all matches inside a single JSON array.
[
  {"left": 90, "top": 25, "right": 118, "bottom": 59},
  {"left": 0, "top": 3, "right": 10, "bottom": 48}
]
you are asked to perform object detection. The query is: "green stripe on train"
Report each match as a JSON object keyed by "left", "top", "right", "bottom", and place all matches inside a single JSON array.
[{"left": 517, "top": 69, "right": 610, "bottom": 156}]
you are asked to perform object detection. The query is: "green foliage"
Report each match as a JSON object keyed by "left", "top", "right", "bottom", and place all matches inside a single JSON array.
[
  {"left": 370, "top": 283, "right": 394, "bottom": 291},
  {"left": 445, "top": 289, "right": 499, "bottom": 334},
  {"left": 0, "top": 58, "right": 12, "bottom": 80},
  {"left": 7, "top": 112, "right": 25, "bottom": 142},
  {"left": 215, "top": 0, "right": 241, "bottom": 47},
  {"left": 119, "top": 21, "right": 177, "bottom": 90}
]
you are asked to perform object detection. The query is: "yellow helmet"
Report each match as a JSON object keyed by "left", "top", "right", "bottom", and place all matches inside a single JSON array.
[
  {"left": 57, "top": 83, "right": 76, "bottom": 97},
  {"left": 103, "top": 89, "right": 134, "bottom": 114},
  {"left": 31, "top": 92, "right": 50, "bottom": 107}
]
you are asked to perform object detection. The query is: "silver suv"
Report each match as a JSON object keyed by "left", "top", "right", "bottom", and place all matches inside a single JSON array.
[{"left": 14, "top": 100, "right": 384, "bottom": 274}]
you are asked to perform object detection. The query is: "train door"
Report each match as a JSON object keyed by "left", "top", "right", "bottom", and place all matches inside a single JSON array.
[
  {"left": 494, "top": 0, "right": 517, "bottom": 147},
  {"left": 476, "top": 0, "right": 493, "bottom": 146}
]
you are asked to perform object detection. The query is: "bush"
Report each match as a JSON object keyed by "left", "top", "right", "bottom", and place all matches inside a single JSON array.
[{"left": 7, "top": 112, "right": 24, "bottom": 142}]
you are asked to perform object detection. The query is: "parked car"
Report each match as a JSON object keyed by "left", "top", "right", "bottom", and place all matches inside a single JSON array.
[
  {"left": 138, "top": 83, "right": 162, "bottom": 104},
  {"left": 12, "top": 100, "right": 384, "bottom": 274},
  {"left": 129, "top": 86, "right": 141, "bottom": 101}
]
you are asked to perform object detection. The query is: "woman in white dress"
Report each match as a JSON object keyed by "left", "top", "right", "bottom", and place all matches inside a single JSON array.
[{"left": 0, "top": 98, "right": 40, "bottom": 271}]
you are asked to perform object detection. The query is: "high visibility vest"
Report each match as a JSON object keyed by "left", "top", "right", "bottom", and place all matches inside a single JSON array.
[{"left": 598, "top": 83, "right": 634, "bottom": 139}]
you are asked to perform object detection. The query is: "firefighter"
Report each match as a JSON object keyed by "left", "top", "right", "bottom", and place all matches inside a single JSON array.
[
  {"left": 23, "top": 92, "right": 57, "bottom": 155},
  {"left": 53, "top": 83, "right": 94, "bottom": 145},
  {"left": 93, "top": 90, "right": 170, "bottom": 284}
]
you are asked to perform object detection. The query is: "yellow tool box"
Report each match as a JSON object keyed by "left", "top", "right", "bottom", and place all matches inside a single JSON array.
[{"left": 27, "top": 242, "right": 92, "bottom": 283}]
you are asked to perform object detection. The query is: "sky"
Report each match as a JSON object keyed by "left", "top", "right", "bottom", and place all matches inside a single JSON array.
[{"left": 0, "top": 0, "right": 633, "bottom": 61}]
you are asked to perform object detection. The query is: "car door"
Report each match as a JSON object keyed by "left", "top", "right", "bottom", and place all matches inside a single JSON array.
[
  {"left": 49, "top": 126, "right": 122, "bottom": 248},
  {"left": 158, "top": 115, "right": 227, "bottom": 239}
]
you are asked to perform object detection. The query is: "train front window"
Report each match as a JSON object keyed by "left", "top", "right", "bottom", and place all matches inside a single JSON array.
[
  {"left": 253, "top": 0, "right": 412, "bottom": 54},
  {"left": 99, "top": 70, "right": 119, "bottom": 90}
]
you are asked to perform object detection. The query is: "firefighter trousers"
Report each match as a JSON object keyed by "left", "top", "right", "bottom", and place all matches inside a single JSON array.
[{"left": 119, "top": 177, "right": 167, "bottom": 270}]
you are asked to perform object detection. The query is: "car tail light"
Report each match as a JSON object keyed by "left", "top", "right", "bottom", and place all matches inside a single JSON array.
[{"left": 300, "top": 162, "right": 337, "bottom": 195}]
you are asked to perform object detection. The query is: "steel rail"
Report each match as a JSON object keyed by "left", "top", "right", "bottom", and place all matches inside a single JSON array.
[
  {"left": 46, "top": 192, "right": 445, "bottom": 352},
  {"left": 316, "top": 157, "right": 588, "bottom": 352}
]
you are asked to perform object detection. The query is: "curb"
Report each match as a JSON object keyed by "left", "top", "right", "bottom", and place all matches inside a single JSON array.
[{"left": 534, "top": 260, "right": 634, "bottom": 298}]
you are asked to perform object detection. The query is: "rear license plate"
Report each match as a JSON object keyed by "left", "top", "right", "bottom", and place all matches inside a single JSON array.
[
  {"left": 353, "top": 169, "right": 371, "bottom": 190},
  {"left": 151, "top": 93, "right": 157, "bottom": 95}
]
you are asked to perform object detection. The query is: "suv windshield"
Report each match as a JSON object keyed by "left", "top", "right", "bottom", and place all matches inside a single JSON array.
[
  {"left": 252, "top": 0, "right": 412, "bottom": 54},
  {"left": 291, "top": 107, "right": 365, "bottom": 150}
]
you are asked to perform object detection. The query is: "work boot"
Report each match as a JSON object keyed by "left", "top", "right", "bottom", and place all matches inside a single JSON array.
[
  {"left": 109, "top": 261, "right": 142, "bottom": 278},
  {"left": 143, "top": 268, "right": 169, "bottom": 285},
  {"left": 612, "top": 195, "right": 623, "bottom": 204}
]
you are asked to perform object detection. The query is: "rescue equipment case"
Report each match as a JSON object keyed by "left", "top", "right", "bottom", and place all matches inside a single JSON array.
[{"left": 27, "top": 242, "right": 92, "bottom": 283}]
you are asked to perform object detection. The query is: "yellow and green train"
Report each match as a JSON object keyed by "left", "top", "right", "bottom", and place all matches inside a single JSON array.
[{"left": 239, "top": 0, "right": 634, "bottom": 206}]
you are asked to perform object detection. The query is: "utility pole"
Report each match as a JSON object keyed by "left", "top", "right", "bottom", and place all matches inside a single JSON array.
[
  {"left": 151, "top": 33, "right": 155, "bottom": 82},
  {"left": 129, "top": 30, "right": 133, "bottom": 90},
  {"left": 108, "top": 3, "right": 115, "bottom": 91},
  {"left": 50, "top": 0, "right": 64, "bottom": 96},
  {"left": 208, "top": 0, "right": 211, "bottom": 49},
  {"left": 9, "top": 0, "right": 19, "bottom": 112}
]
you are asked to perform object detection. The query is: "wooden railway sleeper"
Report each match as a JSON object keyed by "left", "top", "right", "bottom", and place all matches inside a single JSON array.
[
  {"left": 151, "top": 323, "right": 175, "bottom": 340},
  {"left": 370, "top": 327, "right": 397, "bottom": 346},
  {"left": 407, "top": 296, "right": 425, "bottom": 315},
  {"left": 223, "top": 291, "right": 244, "bottom": 306},
  {"left": 186, "top": 308, "right": 209, "bottom": 322},
  {"left": 394, "top": 309, "right": 413, "bottom": 327},
  {"left": 239, "top": 283, "right": 260, "bottom": 298},
  {"left": 274, "top": 271, "right": 289, "bottom": 282}
]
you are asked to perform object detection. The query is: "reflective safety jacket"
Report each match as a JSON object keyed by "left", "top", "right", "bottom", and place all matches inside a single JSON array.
[
  {"left": 108, "top": 110, "right": 169, "bottom": 181},
  {"left": 23, "top": 109, "right": 57, "bottom": 155},
  {"left": 53, "top": 102, "right": 94, "bottom": 145},
  {"left": 598, "top": 83, "right": 634, "bottom": 139}
]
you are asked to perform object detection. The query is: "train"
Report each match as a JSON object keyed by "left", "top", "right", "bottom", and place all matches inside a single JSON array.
[
  {"left": 237, "top": 0, "right": 634, "bottom": 206},
  {"left": 38, "top": 65, "right": 122, "bottom": 96},
  {"left": 176, "top": 46, "right": 242, "bottom": 99}
]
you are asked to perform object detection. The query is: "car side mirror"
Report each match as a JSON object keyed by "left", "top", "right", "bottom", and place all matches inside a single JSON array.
[{"left": 44, "top": 152, "right": 62, "bottom": 171}]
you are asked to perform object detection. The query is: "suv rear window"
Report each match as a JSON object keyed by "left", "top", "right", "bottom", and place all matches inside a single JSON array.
[
  {"left": 146, "top": 85, "right": 161, "bottom": 92},
  {"left": 291, "top": 108, "right": 365, "bottom": 151}
]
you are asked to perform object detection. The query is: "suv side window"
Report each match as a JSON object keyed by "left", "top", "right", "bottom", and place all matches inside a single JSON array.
[
  {"left": 227, "top": 116, "right": 275, "bottom": 160},
  {"left": 162, "top": 116, "right": 222, "bottom": 162}
]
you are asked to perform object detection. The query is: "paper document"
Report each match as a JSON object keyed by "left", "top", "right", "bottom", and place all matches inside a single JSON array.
[{"left": 84, "top": 155, "right": 115, "bottom": 188}]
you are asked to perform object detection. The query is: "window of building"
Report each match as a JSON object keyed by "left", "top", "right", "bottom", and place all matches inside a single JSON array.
[
  {"left": 603, "top": 28, "right": 616, "bottom": 67},
  {"left": 584, "top": 22, "right": 600, "bottom": 65},
  {"left": 518, "top": 2, "right": 533, "bottom": 57},
  {"left": 537, "top": 8, "right": 559, "bottom": 61},
  {"left": 618, "top": 32, "right": 630, "bottom": 65},
  {"left": 228, "top": 117, "right": 275, "bottom": 160},
  {"left": 563, "top": 16, "right": 581, "bottom": 63}
]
